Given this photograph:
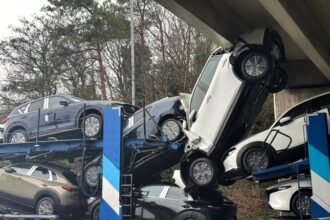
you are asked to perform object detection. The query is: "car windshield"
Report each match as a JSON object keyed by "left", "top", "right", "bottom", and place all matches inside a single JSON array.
[{"left": 190, "top": 54, "right": 221, "bottom": 113}]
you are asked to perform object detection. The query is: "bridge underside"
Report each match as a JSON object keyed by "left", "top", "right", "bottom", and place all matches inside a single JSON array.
[{"left": 154, "top": 0, "right": 330, "bottom": 116}]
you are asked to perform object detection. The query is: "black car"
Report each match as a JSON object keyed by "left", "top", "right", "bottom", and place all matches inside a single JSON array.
[
  {"left": 86, "top": 185, "right": 237, "bottom": 220},
  {"left": 123, "top": 96, "right": 185, "bottom": 142},
  {"left": 79, "top": 97, "right": 186, "bottom": 195},
  {"left": 3, "top": 95, "right": 138, "bottom": 143}
]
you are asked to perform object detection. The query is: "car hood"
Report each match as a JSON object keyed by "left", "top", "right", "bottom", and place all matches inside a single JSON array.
[{"left": 266, "top": 177, "right": 311, "bottom": 191}]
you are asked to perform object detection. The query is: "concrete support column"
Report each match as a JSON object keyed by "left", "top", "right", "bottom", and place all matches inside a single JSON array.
[{"left": 274, "top": 87, "right": 330, "bottom": 119}]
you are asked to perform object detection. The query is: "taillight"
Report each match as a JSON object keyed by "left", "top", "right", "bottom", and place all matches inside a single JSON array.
[
  {"left": 2, "top": 117, "right": 8, "bottom": 124},
  {"left": 62, "top": 186, "right": 73, "bottom": 192}
]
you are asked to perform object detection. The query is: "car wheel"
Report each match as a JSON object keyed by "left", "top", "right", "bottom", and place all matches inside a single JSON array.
[
  {"left": 9, "top": 129, "right": 27, "bottom": 143},
  {"left": 36, "top": 197, "right": 55, "bottom": 215},
  {"left": 234, "top": 48, "right": 273, "bottom": 82},
  {"left": 188, "top": 157, "right": 216, "bottom": 188},
  {"left": 242, "top": 147, "right": 272, "bottom": 174},
  {"left": 82, "top": 113, "right": 102, "bottom": 139},
  {"left": 291, "top": 190, "right": 312, "bottom": 219},
  {"left": 160, "top": 119, "right": 182, "bottom": 142},
  {"left": 174, "top": 211, "right": 208, "bottom": 220},
  {"left": 84, "top": 164, "right": 100, "bottom": 188},
  {"left": 267, "top": 67, "right": 288, "bottom": 93},
  {"left": 92, "top": 203, "right": 100, "bottom": 220}
]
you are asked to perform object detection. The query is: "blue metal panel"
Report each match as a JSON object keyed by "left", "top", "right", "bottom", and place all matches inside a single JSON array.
[
  {"left": 307, "top": 113, "right": 330, "bottom": 218},
  {"left": 100, "top": 107, "right": 122, "bottom": 220}
]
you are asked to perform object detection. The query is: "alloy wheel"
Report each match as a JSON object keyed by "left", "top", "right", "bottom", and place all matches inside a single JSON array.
[
  {"left": 10, "top": 132, "right": 26, "bottom": 143},
  {"left": 37, "top": 199, "right": 54, "bottom": 215},
  {"left": 245, "top": 149, "right": 269, "bottom": 172},
  {"left": 191, "top": 160, "right": 214, "bottom": 186},
  {"left": 296, "top": 195, "right": 311, "bottom": 217},
  {"left": 84, "top": 116, "right": 101, "bottom": 137}
]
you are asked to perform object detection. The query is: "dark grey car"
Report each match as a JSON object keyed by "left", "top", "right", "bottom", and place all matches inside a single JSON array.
[{"left": 3, "top": 95, "right": 138, "bottom": 143}]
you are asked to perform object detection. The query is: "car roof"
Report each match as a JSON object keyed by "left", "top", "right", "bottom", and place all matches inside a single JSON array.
[{"left": 13, "top": 162, "right": 73, "bottom": 173}]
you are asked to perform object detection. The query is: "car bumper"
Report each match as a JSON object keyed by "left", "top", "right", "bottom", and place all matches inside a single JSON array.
[{"left": 268, "top": 189, "right": 291, "bottom": 212}]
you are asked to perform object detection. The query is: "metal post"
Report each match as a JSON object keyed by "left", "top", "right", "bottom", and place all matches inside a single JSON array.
[
  {"left": 35, "top": 108, "right": 40, "bottom": 147},
  {"left": 130, "top": 0, "right": 135, "bottom": 105}
]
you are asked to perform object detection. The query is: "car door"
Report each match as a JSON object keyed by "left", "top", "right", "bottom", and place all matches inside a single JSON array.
[
  {"left": 135, "top": 186, "right": 166, "bottom": 220},
  {"left": 271, "top": 107, "right": 330, "bottom": 151},
  {"left": 48, "top": 96, "right": 78, "bottom": 130},
  {"left": 18, "top": 166, "right": 53, "bottom": 205},
  {"left": 27, "top": 98, "right": 46, "bottom": 135}
]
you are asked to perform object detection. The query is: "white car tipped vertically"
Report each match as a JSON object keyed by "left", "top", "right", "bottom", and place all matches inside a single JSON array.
[{"left": 179, "top": 28, "right": 287, "bottom": 189}]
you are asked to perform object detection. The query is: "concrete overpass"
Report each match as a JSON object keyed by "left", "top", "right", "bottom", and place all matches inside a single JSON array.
[{"left": 155, "top": 0, "right": 330, "bottom": 117}]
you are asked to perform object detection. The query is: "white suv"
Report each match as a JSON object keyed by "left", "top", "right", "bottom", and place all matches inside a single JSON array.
[
  {"left": 179, "top": 28, "right": 287, "bottom": 189},
  {"left": 223, "top": 92, "right": 330, "bottom": 183}
]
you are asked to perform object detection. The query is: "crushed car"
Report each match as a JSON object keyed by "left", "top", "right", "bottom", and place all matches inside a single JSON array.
[
  {"left": 79, "top": 96, "right": 186, "bottom": 194},
  {"left": 179, "top": 27, "right": 287, "bottom": 189},
  {"left": 3, "top": 95, "right": 138, "bottom": 143}
]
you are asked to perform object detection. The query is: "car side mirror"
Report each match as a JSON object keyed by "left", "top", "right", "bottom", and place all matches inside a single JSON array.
[
  {"left": 59, "top": 101, "right": 70, "bottom": 107},
  {"left": 279, "top": 116, "right": 292, "bottom": 126},
  {"left": 4, "top": 167, "right": 14, "bottom": 173}
]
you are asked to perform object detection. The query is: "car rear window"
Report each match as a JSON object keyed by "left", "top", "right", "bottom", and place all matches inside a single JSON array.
[
  {"left": 62, "top": 171, "right": 78, "bottom": 185},
  {"left": 140, "top": 185, "right": 164, "bottom": 198},
  {"left": 190, "top": 54, "right": 221, "bottom": 113}
]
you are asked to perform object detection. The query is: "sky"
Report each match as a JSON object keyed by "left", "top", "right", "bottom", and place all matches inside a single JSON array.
[{"left": 0, "top": 0, "right": 47, "bottom": 39}]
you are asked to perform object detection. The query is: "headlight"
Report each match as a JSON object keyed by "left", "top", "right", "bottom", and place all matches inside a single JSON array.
[
  {"left": 243, "top": 54, "right": 269, "bottom": 77},
  {"left": 84, "top": 165, "right": 99, "bottom": 187},
  {"left": 161, "top": 119, "right": 182, "bottom": 142}
]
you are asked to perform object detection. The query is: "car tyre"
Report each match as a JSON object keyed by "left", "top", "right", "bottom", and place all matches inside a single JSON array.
[
  {"left": 160, "top": 119, "right": 183, "bottom": 142},
  {"left": 174, "top": 211, "right": 208, "bottom": 220},
  {"left": 188, "top": 157, "right": 217, "bottom": 188},
  {"left": 92, "top": 203, "right": 100, "bottom": 220},
  {"left": 234, "top": 48, "right": 273, "bottom": 82},
  {"left": 242, "top": 147, "right": 272, "bottom": 174},
  {"left": 291, "top": 190, "right": 312, "bottom": 219},
  {"left": 267, "top": 67, "right": 288, "bottom": 93},
  {"left": 9, "top": 128, "right": 28, "bottom": 143},
  {"left": 82, "top": 113, "right": 103, "bottom": 139},
  {"left": 36, "top": 197, "right": 56, "bottom": 215}
]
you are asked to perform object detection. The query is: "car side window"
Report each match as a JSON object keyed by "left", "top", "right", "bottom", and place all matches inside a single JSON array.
[
  {"left": 28, "top": 99, "right": 44, "bottom": 112},
  {"left": 31, "top": 167, "right": 50, "bottom": 180},
  {"left": 49, "top": 96, "right": 69, "bottom": 109},
  {"left": 190, "top": 55, "right": 221, "bottom": 113},
  {"left": 51, "top": 171, "right": 57, "bottom": 181},
  {"left": 140, "top": 186, "right": 164, "bottom": 198},
  {"left": 165, "top": 187, "right": 190, "bottom": 200},
  {"left": 10, "top": 163, "right": 33, "bottom": 175}
]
